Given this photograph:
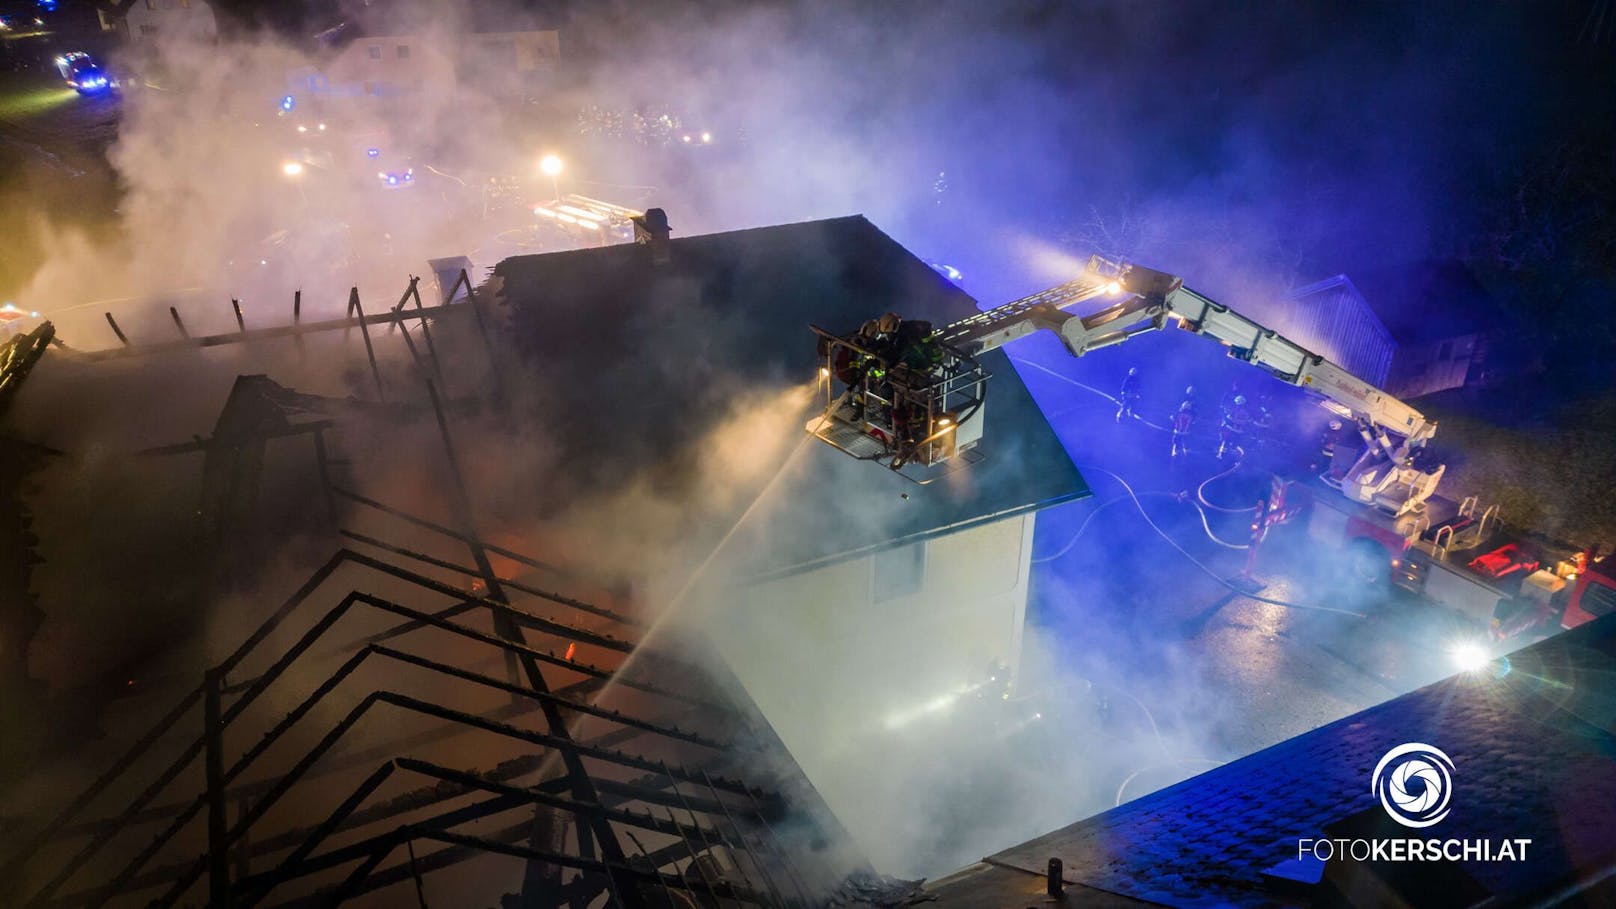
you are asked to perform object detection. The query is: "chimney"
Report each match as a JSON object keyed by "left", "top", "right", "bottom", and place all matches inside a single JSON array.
[{"left": 632, "top": 208, "right": 672, "bottom": 265}]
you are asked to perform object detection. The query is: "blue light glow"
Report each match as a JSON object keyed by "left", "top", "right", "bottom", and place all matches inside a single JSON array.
[
  {"left": 366, "top": 147, "right": 380, "bottom": 158},
  {"left": 280, "top": 95, "right": 295, "bottom": 112}
]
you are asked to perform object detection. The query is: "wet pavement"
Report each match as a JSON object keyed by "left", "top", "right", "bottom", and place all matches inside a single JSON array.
[{"left": 1011, "top": 324, "right": 1501, "bottom": 810}]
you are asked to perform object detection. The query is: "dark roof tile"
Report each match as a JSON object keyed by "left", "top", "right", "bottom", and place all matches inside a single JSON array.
[{"left": 927, "top": 613, "right": 1616, "bottom": 907}]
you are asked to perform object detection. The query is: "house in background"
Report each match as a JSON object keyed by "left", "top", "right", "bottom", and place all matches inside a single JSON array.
[
  {"left": 1279, "top": 273, "right": 1394, "bottom": 392},
  {"left": 299, "top": 26, "right": 454, "bottom": 104},
  {"left": 99, "top": 0, "right": 217, "bottom": 43},
  {"left": 459, "top": 1, "right": 561, "bottom": 98},
  {"left": 293, "top": 0, "right": 560, "bottom": 108},
  {"left": 1284, "top": 259, "right": 1531, "bottom": 399}
]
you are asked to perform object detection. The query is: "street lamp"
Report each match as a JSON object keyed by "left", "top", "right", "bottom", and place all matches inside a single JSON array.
[
  {"left": 539, "top": 154, "right": 563, "bottom": 201},
  {"left": 280, "top": 160, "right": 309, "bottom": 206}
]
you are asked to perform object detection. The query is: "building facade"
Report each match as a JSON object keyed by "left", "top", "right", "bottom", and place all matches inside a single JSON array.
[
  {"left": 120, "top": 0, "right": 217, "bottom": 43},
  {"left": 294, "top": 20, "right": 560, "bottom": 109},
  {"left": 1284, "top": 261, "right": 1523, "bottom": 399}
]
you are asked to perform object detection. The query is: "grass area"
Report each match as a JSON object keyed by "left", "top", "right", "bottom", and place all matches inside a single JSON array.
[
  {"left": 0, "top": 69, "right": 123, "bottom": 300},
  {"left": 1419, "top": 377, "right": 1616, "bottom": 550},
  {"left": 0, "top": 74, "right": 78, "bottom": 119}
]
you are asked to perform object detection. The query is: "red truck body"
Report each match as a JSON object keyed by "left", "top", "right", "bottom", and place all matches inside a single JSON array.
[{"left": 1562, "top": 555, "right": 1616, "bottom": 630}]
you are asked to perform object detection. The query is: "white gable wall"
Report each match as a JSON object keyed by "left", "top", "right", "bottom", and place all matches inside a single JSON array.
[{"left": 705, "top": 511, "right": 1035, "bottom": 872}]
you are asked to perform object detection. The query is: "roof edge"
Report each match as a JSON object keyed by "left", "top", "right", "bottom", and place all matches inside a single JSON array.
[{"left": 739, "top": 487, "right": 1089, "bottom": 585}]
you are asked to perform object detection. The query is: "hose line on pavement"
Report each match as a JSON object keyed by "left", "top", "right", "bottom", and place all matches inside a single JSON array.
[
  {"left": 1012, "top": 358, "right": 1171, "bottom": 432},
  {"left": 1075, "top": 463, "right": 1369, "bottom": 618}
]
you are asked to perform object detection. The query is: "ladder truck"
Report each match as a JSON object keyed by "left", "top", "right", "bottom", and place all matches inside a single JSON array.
[
  {"left": 810, "top": 255, "right": 1442, "bottom": 516},
  {"left": 808, "top": 256, "right": 1609, "bottom": 635}
]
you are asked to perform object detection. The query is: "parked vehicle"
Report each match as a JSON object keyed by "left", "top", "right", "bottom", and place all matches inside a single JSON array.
[{"left": 54, "top": 52, "right": 114, "bottom": 93}]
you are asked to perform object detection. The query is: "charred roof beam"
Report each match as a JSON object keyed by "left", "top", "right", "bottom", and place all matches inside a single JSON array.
[
  {"left": 139, "top": 688, "right": 766, "bottom": 908},
  {"left": 336, "top": 527, "right": 637, "bottom": 627},
  {"left": 238, "top": 755, "right": 737, "bottom": 907},
  {"left": 23, "top": 587, "right": 735, "bottom": 909},
  {"left": 73, "top": 289, "right": 470, "bottom": 363}
]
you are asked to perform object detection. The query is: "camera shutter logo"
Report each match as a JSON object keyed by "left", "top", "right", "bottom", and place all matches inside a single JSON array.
[{"left": 1372, "top": 743, "right": 1454, "bottom": 828}]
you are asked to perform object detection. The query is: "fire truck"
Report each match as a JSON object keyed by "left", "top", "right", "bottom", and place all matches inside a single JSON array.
[
  {"left": 1562, "top": 553, "right": 1616, "bottom": 628},
  {"left": 532, "top": 194, "right": 643, "bottom": 246},
  {"left": 808, "top": 256, "right": 1613, "bottom": 634},
  {"left": 1305, "top": 476, "right": 1593, "bottom": 635}
]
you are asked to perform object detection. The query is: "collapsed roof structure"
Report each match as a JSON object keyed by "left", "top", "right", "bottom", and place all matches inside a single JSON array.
[{"left": 0, "top": 213, "right": 1087, "bottom": 905}]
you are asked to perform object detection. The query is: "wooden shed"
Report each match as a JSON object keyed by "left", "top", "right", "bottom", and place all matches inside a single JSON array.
[
  {"left": 1283, "top": 274, "right": 1394, "bottom": 389},
  {"left": 1284, "top": 260, "right": 1523, "bottom": 399}
]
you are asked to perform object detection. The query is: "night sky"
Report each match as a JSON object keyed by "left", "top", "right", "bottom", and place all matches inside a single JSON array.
[{"left": 550, "top": 0, "right": 1615, "bottom": 276}]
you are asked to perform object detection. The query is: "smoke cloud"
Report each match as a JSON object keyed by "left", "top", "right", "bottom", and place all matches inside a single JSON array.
[{"left": 3, "top": 0, "right": 1593, "bottom": 894}]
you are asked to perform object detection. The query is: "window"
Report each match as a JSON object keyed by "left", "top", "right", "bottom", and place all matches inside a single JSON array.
[
  {"left": 397, "top": 45, "right": 410, "bottom": 59},
  {"left": 367, "top": 45, "right": 382, "bottom": 59},
  {"left": 873, "top": 542, "right": 926, "bottom": 602},
  {"left": 1582, "top": 580, "right": 1616, "bottom": 618}
]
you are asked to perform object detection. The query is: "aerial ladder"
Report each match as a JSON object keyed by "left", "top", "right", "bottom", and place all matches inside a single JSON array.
[{"left": 809, "top": 256, "right": 1443, "bottom": 516}]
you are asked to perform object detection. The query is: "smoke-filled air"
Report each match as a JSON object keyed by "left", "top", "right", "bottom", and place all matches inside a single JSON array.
[{"left": 1, "top": 0, "right": 1614, "bottom": 904}]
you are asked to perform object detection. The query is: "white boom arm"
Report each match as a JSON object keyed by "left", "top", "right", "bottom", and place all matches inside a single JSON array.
[{"left": 940, "top": 257, "right": 1441, "bottom": 514}]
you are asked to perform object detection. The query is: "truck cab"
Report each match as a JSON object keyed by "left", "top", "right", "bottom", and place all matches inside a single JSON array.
[{"left": 1563, "top": 554, "right": 1616, "bottom": 630}]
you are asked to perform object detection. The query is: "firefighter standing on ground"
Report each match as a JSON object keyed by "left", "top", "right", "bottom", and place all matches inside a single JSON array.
[
  {"left": 1220, "top": 380, "right": 1243, "bottom": 419},
  {"left": 1116, "top": 367, "right": 1142, "bottom": 422},
  {"left": 1218, "top": 394, "right": 1252, "bottom": 460},
  {"left": 1171, "top": 400, "right": 1194, "bottom": 457}
]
